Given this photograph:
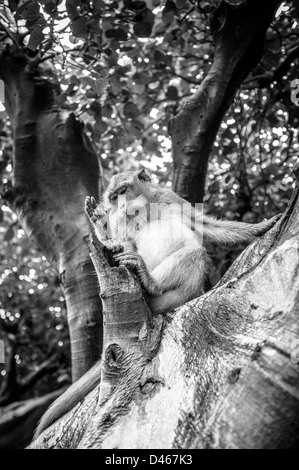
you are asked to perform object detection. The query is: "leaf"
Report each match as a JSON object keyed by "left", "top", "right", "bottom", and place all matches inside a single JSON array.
[
  {"left": 145, "top": 0, "right": 160, "bottom": 9},
  {"left": 294, "top": 0, "right": 299, "bottom": 16},
  {"left": 95, "top": 77, "right": 109, "bottom": 95},
  {"left": 166, "top": 85, "right": 178, "bottom": 100},
  {"left": 117, "top": 65, "right": 132, "bottom": 76},
  {"left": 43, "top": 1, "right": 58, "bottom": 16},
  {"left": 94, "top": 118, "right": 108, "bottom": 137},
  {"left": 110, "top": 78, "right": 122, "bottom": 95},
  {"left": 69, "top": 35, "right": 81, "bottom": 44},
  {"left": 28, "top": 26, "right": 45, "bottom": 51},
  {"left": 101, "top": 105, "right": 113, "bottom": 118},
  {"left": 142, "top": 136, "right": 159, "bottom": 153},
  {"left": 201, "top": 1, "right": 217, "bottom": 14},
  {"left": 4, "top": 225, "right": 14, "bottom": 242},
  {"left": 175, "top": 0, "right": 187, "bottom": 9},
  {"left": 124, "top": 0, "right": 147, "bottom": 11},
  {"left": 66, "top": 0, "right": 79, "bottom": 20},
  {"left": 93, "top": 0, "right": 106, "bottom": 11},
  {"left": 133, "top": 71, "right": 152, "bottom": 85},
  {"left": 129, "top": 119, "right": 144, "bottom": 138},
  {"left": 162, "top": 0, "right": 176, "bottom": 25},
  {"left": 224, "top": 0, "right": 245, "bottom": 5},
  {"left": 106, "top": 47, "right": 118, "bottom": 66},
  {"left": 8, "top": 0, "right": 19, "bottom": 11},
  {"left": 105, "top": 28, "right": 128, "bottom": 41},
  {"left": 70, "top": 75, "right": 80, "bottom": 86},
  {"left": 154, "top": 50, "right": 171, "bottom": 65},
  {"left": 56, "top": 94, "right": 67, "bottom": 106},
  {"left": 86, "top": 89, "right": 98, "bottom": 99},
  {"left": 133, "top": 22, "right": 152, "bottom": 37},
  {"left": 67, "top": 102, "right": 79, "bottom": 111},
  {"left": 71, "top": 16, "right": 88, "bottom": 38},
  {"left": 16, "top": 0, "right": 33, "bottom": 19},
  {"left": 130, "top": 82, "right": 146, "bottom": 94},
  {"left": 123, "top": 102, "right": 139, "bottom": 119},
  {"left": 133, "top": 7, "right": 154, "bottom": 36},
  {"left": 90, "top": 100, "right": 102, "bottom": 114},
  {"left": 102, "top": 18, "right": 112, "bottom": 31},
  {"left": 21, "top": 1, "right": 40, "bottom": 21}
]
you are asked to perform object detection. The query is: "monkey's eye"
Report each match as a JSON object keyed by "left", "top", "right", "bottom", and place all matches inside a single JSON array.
[
  {"left": 118, "top": 187, "right": 127, "bottom": 195},
  {"left": 111, "top": 194, "right": 118, "bottom": 202}
]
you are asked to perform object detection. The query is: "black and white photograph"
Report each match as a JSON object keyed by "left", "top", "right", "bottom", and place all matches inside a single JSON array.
[{"left": 0, "top": 0, "right": 298, "bottom": 452}]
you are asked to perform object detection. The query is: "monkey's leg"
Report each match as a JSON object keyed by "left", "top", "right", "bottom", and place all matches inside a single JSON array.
[
  {"left": 114, "top": 252, "right": 163, "bottom": 296},
  {"left": 147, "top": 246, "right": 207, "bottom": 314},
  {"left": 115, "top": 246, "right": 206, "bottom": 314}
]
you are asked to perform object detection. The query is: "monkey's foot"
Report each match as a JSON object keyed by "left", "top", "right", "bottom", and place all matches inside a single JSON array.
[{"left": 114, "top": 252, "right": 162, "bottom": 296}]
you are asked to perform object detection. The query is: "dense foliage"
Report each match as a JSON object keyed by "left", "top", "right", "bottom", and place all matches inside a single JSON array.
[{"left": 0, "top": 0, "right": 298, "bottom": 402}]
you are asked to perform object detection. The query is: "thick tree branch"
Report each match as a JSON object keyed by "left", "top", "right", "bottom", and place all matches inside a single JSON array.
[
  {"left": 30, "top": 172, "right": 298, "bottom": 448},
  {"left": 244, "top": 44, "right": 299, "bottom": 88},
  {"left": 0, "top": 388, "right": 67, "bottom": 449},
  {"left": 0, "top": 354, "right": 58, "bottom": 406}
]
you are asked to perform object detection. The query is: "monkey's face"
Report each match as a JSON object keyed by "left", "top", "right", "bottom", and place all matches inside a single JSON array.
[{"left": 103, "top": 170, "right": 151, "bottom": 215}]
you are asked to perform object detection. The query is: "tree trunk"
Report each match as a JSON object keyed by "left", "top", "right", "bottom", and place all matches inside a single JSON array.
[
  {"left": 30, "top": 170, "right": 299, "bottom": 449},
  {"left": 0, "top": 46, "right": 103, "bottom": 381},
  {"left": 171, "top": 0, "right": 281, "bottom": 203}
]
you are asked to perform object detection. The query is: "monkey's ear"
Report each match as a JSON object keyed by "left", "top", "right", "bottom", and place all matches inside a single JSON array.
[{"left": 137, "top": 169, "right": 151, "bottom": 184}]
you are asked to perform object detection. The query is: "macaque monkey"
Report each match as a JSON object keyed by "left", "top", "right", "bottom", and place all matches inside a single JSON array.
[
  {"left": 85, "top": 169, "right": 280, "bottom": 314},
  {"left": 35, "top": 169, "right": 280, "bottom": 437}
]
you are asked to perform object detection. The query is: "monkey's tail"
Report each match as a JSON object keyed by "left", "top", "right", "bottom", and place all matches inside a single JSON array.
[
  {"left": 202, "top": 214, "right": 280, "bottom": 246},
  {"left": 34, "top": 360, "right": 101, "bottom": 439}
]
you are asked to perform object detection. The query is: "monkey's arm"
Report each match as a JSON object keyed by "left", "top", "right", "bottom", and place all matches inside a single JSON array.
[
  {"left": 115, "top": 245, "right": 206, "bottom": 314},
  {"left": 203, "top": 214, "right": 281, "bottom": 246},
  {"left": 34, "top": 360, "right": 101, "bottom": 438},
  {"left": 85, "top": 196, "right": 132, "bottom": 253},
  {"left": 114, "top": 251, "right": 163, "bottom": 296}
]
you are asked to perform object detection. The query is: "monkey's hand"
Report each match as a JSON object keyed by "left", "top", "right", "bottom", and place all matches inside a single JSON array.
[
  {"left": 85, "top": 196, "right": 124, "bottom": 254},
  {"left": 85, "top": 196, "right": 104, "bottom": 222},
  {"left": 114, "top": 252, "right": 162, "bottom": 297}
]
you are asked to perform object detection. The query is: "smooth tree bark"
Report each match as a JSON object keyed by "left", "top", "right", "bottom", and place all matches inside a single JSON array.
[
  {"left": 0, "top": 45, "right": 103, "bottom": 381},
  {"left": 171, "top": 0, "right": 282, "bottom": 203},
  {"left": 30, "top": 171, "right": 299, "bottom": 449}
]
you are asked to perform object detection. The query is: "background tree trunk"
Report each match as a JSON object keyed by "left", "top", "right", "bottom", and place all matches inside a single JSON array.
[
  {"left": 172, "top": 0, "right": 281, "bottom": 203},
  {"left": 0, "top": 388, "right": 66, "bottom": 449},
  {"left": 0, "top": 47, "right": 103, "bottom": 381},
  {"left": 30, "top": 173, "right": 299, "bottom": 449}
]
